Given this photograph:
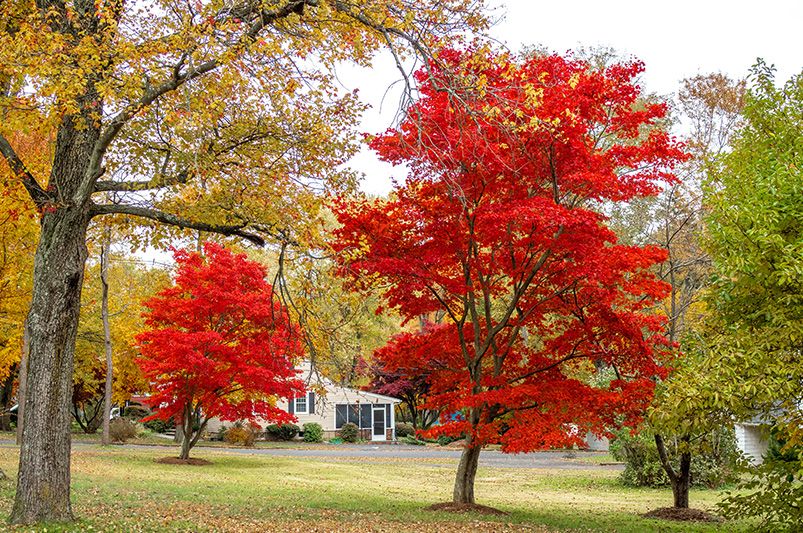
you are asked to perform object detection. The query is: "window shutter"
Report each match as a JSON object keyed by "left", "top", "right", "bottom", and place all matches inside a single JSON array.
[
  {"left": 308, "top": 392, "right": 315, "bottom": 414},
  {"left": 288, "top": 397, "right": 295, "bottom": 415},
  {"left": 385, "top": 404, "right": 391, "bottom": 426}
]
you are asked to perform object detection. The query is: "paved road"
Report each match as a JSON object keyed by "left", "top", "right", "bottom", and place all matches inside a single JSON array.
[
  {"left": 1, "top": 439, "right": 622, "bottom": 470},
  {"left": 206, "top": 445, "right": 622, "bottom": 470}
]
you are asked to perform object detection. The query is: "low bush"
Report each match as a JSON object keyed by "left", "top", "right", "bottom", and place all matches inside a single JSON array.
[
  {"left": 395, "top": 422, "right": 415, "bottom": 438},
  {"left": 224, "top": 423, "right": 258, "bottom": 447},
  {"left": 123, "top": 405, "right": 150, "bottom": 421},
  {"left": 610, "top": 426, "right": 742, "bottom": 488},
  {"left": 143, "top": 418, "right": 174, "bottom": 434},
  {"left": 437, "top": 435, "right": 459, "bottom": 446},
  {"left": 302, "top": 423, "right": 324, "bottom": 443},
  {"left": 265, "top": 423, "right": 300, "bottom": 441},
  {"left": 109, "top": 418, "right": 138, "bottom": 443},
  {"left": 339, "top": 422, "right": 359, "bottom": 443}
]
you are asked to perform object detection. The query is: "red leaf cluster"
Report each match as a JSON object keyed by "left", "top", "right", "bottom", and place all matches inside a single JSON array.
[
  {"left": 135, "top": 243, "right": 305, "bottom": 426},
  {"left": 335, "top": 48, "right": 684, "bottom": 452}
]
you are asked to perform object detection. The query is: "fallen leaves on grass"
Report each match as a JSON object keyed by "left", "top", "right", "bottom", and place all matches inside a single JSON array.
[
  {"left": 426, "top": 502, "right": 509, "bottom": 516},
  {"left": 643, "top": 507, "right": 723, "bottom": 523},
  {"left": 155, "top": 457, "right": 212, "bottom": 466}
]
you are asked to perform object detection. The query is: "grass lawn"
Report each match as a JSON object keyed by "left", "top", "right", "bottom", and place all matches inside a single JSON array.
[{"left": 0, "top": 444, "right": 749, "bottom": 532}]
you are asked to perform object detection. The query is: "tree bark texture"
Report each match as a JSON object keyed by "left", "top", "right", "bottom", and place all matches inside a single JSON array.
[
  {"left": 9, "top": 111, "right": 97, "bottom": 524},
  {"left": 452, "top": 441, "right": 482, "bottom": 504}
]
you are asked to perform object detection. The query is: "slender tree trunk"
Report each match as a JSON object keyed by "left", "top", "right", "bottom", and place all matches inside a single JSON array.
[
  {"left": 16, "top": 320, "right": 28, "bottom": 446},
  {"left": 100, "top": 228, "right": 113, "bottom": 446},
  {"left": 0, "top": 364, "right": 17, "bottom": 431},
  {"left": 10, "top": 207, "right": 91, "bottom": 524},
  {"left": 672, "top": 450, "right": 692, "bottom": 508},
  {"left": 654, "top": 433, "right": 692, "bottom": 509},
  {"left": 452, "top": 439, "right": 482, "bottom": 504},
  {"left": 179, "top": 403, "right": 194, "bottom": 460}
]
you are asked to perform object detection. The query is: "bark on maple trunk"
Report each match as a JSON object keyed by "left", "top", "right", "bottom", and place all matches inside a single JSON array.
[
  {"left": 10, "top": 207, "right": 90, "bottom": 524},
  {"left": 453, "top": 441, "right": 482, "bottom": 504}
]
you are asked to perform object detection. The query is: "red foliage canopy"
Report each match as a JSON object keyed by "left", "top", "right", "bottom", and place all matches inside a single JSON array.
[
  {"left": 335, "top": 48, "right": 686, "bottom": 452},
  {"left": 136, "top": 243, "right": 305, "bottom": 426}
]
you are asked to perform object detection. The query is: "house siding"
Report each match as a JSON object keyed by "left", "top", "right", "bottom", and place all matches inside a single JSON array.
[
  {"left": 205, "top": 363, "right": 399, "bottom": 441},
  {"left": 735, "top": 423, "right": 769, "bottom": 465}
]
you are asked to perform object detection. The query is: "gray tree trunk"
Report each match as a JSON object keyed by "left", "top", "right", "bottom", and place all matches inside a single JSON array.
[
  {"left": 10, "top": 207, "right": 90, "bottom": 523},
  {"left": 100, "top": 228, "right": 113, "bottom": 446},
  {"left": 9, "top": 106, "right": 97, "bottom": 524},
  {"left": 452, "top": 440, "right": 482, "bottom": 504}
]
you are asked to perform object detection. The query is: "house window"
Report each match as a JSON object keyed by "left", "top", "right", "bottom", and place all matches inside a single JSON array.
[{"left": 294, "top": 396, "right": 308, "bottom": 414}]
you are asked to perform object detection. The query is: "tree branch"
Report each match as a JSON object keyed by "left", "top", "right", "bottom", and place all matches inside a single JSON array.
[
  {"left": 0, "top": 133, "right": 52, "bottom": 208},
  {"left": 90, "top": 203, "right": 265, "bottom": 246},
  {"left": 78, "top": 0, "right": 319, "bottom": 202},
  {"left": 93, "top": 168, "right": 190, "bottom": 192}
]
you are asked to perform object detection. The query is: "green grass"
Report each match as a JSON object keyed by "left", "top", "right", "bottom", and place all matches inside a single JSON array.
[{"left": 0, "top": 444, "right": 750, "bottom": 532}]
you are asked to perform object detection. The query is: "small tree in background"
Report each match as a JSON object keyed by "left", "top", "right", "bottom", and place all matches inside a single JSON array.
[
  {"left": 136, "top": 243, "right": 305, "bottom": 460},
  {"left": 368, "top": 330, "right": 440, "bottom": 430}
]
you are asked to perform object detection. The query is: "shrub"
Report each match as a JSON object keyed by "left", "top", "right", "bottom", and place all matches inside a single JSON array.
[
  {"left": 143, "top": 418, "right": 174, "bottom": 434},
  {"left": 224, "top": 423, "right": 258, "bottom": 447},
  {"left": 438, "top": 435, "right": 461, "bottom": 446},
  {"left": 123, "top": 404, "right": 150, "bottom": 421},
  {"left": 395, "top": 422, "right": 415, "bottom": 438},
  {"left": 302, "top": 423, "right": 323, "bottom": 443},
  {"left": 109, "top": 418, "right": 137, "bottom": 443},
  {"left": 339, "top": 422, "right": 359, "bottom": 443},
  {"left": 610, "top": 426, "right": 742, "bottom": 488},
  {"left": 265, "top": 423, "right": 300, "bottom": 441}
]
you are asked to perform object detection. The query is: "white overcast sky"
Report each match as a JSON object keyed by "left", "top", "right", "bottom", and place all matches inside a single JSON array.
[{"left": 341, "top": 0, "right": 803, "bottom": 197}]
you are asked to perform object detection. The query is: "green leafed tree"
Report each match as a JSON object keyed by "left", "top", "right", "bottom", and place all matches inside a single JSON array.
[{"left": 703, "top": 63, "right": 803, "bottom": 529}]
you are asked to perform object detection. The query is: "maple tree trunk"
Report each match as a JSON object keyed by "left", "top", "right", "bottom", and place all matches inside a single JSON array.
[
  {"left": 179, "top": 404, "right": 195, "bottom": 460},
  {"left": 453, "top": 440, "right": 482, "bottom": 504},
  {"left": 100, "top": 230, "right": 113, "bottom": 446},
  {"left": 10, "top": 207, "right": 91, "bottom": 524},
  {"left": 10, "top": 106, "right": 97, "bottom": 523}
]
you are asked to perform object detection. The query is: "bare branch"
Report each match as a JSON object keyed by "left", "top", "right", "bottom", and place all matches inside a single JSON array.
[
  {"left": 93, "top": 168, "right": 189, "bottom": 192},
  {"left": 90, "top": 203, "right": 265, "bottom": 246}
]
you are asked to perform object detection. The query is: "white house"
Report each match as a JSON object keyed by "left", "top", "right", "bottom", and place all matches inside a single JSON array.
[
  {"left": 206, "top": 361, "right": 401, "bottom": 442},
  {"left": 735, "top": 417, "right": 771, "bottom": 465}
]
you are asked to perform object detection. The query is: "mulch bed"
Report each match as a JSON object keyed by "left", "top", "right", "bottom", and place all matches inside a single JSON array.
[
  {"left": 155, "top": 457, "right": 212, "bottom": 466},
  {"left": 643, "top": 507, "right": 723, "bottom": 523},
  {"left": 426, "top": 502, "right": 509, "bottom": 516}
]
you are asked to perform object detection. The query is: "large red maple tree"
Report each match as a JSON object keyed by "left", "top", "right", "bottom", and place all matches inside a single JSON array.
[
  {"left": 136, "top": 243, "right": 305, "bottom": 460},
  {"left": 334, "top": 48, "right": 686, "bottom": 505}
]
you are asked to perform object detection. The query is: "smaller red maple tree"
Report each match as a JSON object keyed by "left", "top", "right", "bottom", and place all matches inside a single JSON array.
[{"left": 136, "top": 243, "right": 305, "bottom": 459}]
